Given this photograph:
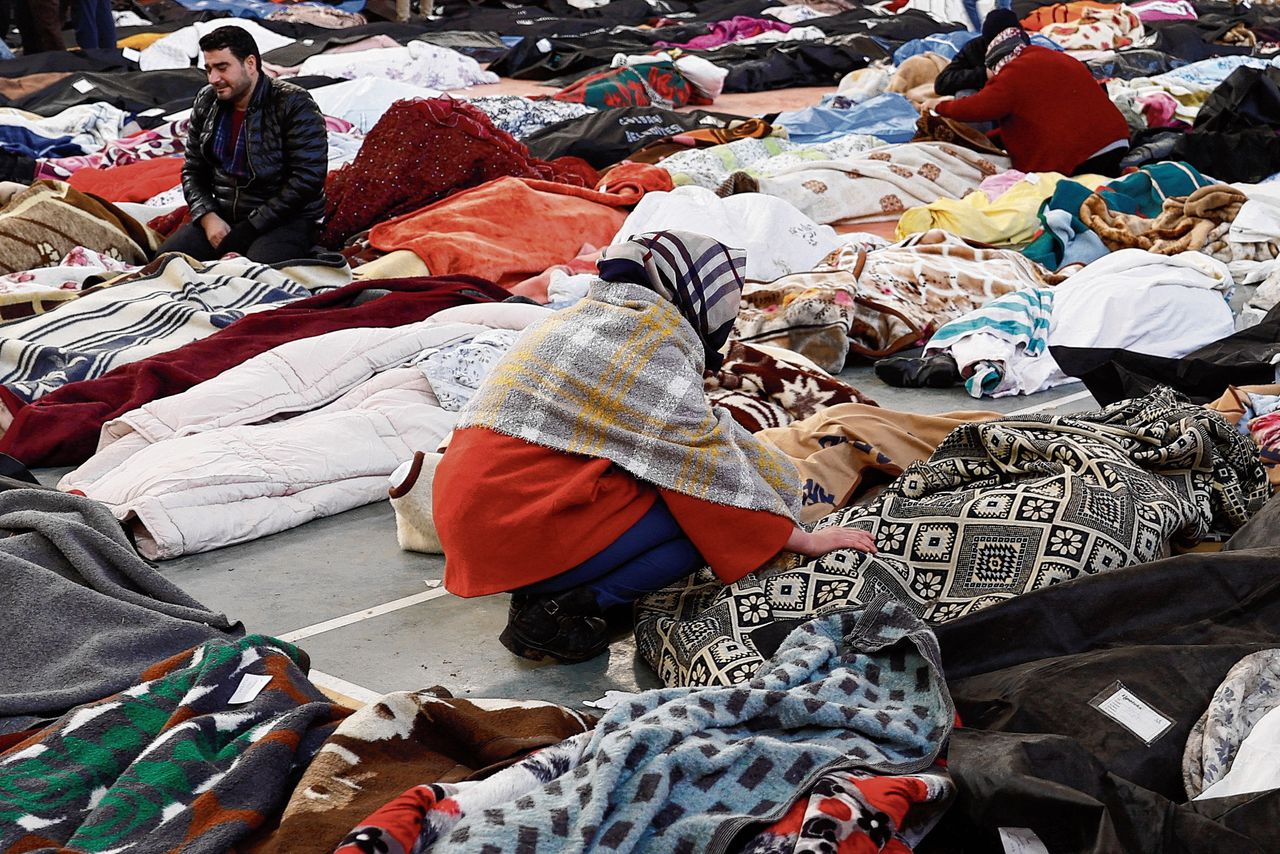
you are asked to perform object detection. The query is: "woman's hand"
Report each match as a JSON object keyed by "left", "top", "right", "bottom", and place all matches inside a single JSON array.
[
  {"left": 787, "top": 525, "right": 878, "bottom": 557},
  {"left": 919, "top": 95, "right": 953, "bottom": 113}
]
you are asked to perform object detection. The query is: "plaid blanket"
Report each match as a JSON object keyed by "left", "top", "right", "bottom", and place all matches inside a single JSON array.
[
  {"left": 0, "top": 253, "right": 349, "bottom": 403},
  {"left": 0, "top": 635, "right": 348, "bottom": 854},
  {"left": 636, "top": 388, "right": 1268, "bottom": 687},
  {"left": 458, "top": 279, "right": 800, "bottom": 517},
  {"left": 335, "top": 606, "right": 953, "bottom": 854}
]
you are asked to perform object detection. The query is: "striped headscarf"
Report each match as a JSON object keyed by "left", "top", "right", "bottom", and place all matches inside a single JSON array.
[
  {"left": 985, "top": 26, "right": 1030, "bottom": 75},
  {"left": 597, "top": 231, "right": 746, "bottom": 371}
]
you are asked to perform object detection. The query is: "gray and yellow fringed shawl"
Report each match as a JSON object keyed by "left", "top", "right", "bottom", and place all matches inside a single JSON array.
[{"left": 457, "top": 231, "right": 801, "bottom": 519}]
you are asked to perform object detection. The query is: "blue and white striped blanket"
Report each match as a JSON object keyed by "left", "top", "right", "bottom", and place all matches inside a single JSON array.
[
  {"left": 0, "top": 253, "right": 349, "bottom": 403},
  {"left": 924, "top": 287, "right": 1070, "bottom": 398}
]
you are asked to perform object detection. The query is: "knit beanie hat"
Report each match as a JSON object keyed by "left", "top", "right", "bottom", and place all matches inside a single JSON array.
[
  {"left": 985, "top": 27, "right": 1030, "bottom": 72},
  {"left": 982, "top": 8, "right": 1023, "bottom": 41}
]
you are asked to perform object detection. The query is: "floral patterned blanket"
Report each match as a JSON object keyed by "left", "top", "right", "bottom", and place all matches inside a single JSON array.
[
  {"left": 735, "top": 230, "right": 1059, "bottom": 368},
  {"left": 721, "top": 142, "right": 1009, "bottom": 225},
  {"left": 706, "top": 341, "right": 877, "bottom": 433}
]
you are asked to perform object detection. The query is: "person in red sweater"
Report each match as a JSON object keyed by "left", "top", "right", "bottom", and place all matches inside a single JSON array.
[
  {"left": 923, "top": 27, "right": 1131, "bottom": 176},
  {"left": 432, "top": 231, "right": 878, "bottom": 664}
]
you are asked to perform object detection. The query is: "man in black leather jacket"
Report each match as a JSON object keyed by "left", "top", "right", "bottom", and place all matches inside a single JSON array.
[{"left": 158, "top": 26, "right": 327, "bottom": 264}]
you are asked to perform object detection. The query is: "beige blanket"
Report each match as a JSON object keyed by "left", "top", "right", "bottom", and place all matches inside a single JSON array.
[
  {"left": 887, "top": 52, "right": 947, "bottom": 104},
  {"left": 721, "top": 142, "right": 1010, "bottom": 225},
  {"left": 760, "top": 402, "right": 1001, "bottom": 524},
  {"left": 735, "top": 229, "right": 1060, "bottom": 366}
]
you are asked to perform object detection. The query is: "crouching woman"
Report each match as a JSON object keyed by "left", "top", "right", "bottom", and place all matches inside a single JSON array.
[{"left": 433, "top": 231, "right": 875, "bottom": 663}]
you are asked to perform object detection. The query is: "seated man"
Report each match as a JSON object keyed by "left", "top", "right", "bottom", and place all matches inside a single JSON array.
[{"left": 159, "top": 26, "right": 327, "bottom": 264}]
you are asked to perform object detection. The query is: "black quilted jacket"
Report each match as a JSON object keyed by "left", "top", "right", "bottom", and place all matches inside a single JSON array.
[{"left": 181, "top": 76, "right": 327, "bottom": 230}]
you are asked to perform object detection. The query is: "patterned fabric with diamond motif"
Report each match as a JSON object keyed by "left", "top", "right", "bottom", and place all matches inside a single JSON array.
[{"left": 636, "top": 387, "right": 1268, "bottom": 687}]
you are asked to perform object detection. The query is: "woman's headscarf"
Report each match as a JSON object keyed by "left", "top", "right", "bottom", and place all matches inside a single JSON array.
[
  {"left": 985, "top": 26, "right": 1031, "bottom": 75},
  {"left": 597, "top": 231, "right": 746, "bottom": 371},
  {"left": 981, "top": 8, "right": 1022, "bottom": 41},
  {"left": 456, "top": 228, "right": 799, "bottom": 519}
]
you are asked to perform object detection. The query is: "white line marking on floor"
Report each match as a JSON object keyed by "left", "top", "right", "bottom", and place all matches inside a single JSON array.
[
  {"left": 278, "top": 587, "right": 451, "bottom": 643},
  {"left": 283, "top": 389, "right": 1093, "bottom": 691},
  {"left": 310, "top": 670, "right": 382, "bottom": 704},
  {"left": 1007, "top": 388, "right": 1094, "bottom": 416}
]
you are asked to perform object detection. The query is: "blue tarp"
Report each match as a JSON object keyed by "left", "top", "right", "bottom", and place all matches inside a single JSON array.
[
  {"left": 776, "top": 93, "right": 921, "bottom": 145},
  {"left": 893, "top": 30, "right": 1063, "bottom": 65}
]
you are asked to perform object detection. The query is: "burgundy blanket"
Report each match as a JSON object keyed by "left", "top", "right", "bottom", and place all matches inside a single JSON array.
[{"left": 0, "top": 276, "right": 508, "bottom": 467}]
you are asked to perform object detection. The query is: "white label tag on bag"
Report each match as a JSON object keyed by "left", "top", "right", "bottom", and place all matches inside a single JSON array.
[
  {"left": 1089, "top": 681, "right": 1175, "bottom": 744},
  {"left": 228, "top": 673, "right": 273, "bottom": 705},
  {"left": 998, "top": 828, "right": 1050, "bottom": 854},
  {"left": 71, "top": 78, "right": 96, "bottom": 94},
  {"left": 536, "top": 38, "right": 553, "bottom": 52},
  {"left": 121, "top": 47, "right": 140, "bottom": 61}
]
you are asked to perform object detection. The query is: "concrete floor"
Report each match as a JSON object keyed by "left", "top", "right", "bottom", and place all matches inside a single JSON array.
[
  {"left": 29, "top": 44, "right": 1101, "bottom": 700},
  {"left": 40, "top": 369, "right": 1097, "bottom": 710},
  {"left": 14, "top": 77, "right": 1112, "bottom": 711}
]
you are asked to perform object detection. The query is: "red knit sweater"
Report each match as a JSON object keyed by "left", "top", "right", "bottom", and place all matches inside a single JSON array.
[{"left": 935, "top": 47, "right": 1130, "bottom": 174}]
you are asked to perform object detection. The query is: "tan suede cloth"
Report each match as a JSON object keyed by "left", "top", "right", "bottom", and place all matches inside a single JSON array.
[
  {"left": 887, "top": 52, "right": 948, "bottom": 104},
  {"left": 759, "top": 403, "right": 1001, "bottom": 523}
]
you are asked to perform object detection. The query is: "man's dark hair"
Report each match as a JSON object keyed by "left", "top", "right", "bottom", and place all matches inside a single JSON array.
[{"left": 198, "top": 26, "right": 261, "bottom": 65}]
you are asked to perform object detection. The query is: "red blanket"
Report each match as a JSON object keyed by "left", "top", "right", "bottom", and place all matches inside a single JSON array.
[
  {"left": 368, "top": 166, "right": 673, "bottom": 289},
  {"left": 0, "top": 276, "right": 508, "bottom": 467},
  {"left": 67, "top": 157, "right": 184, "bottom": 203},
  {"left": 322, "top": 98, "right": 597, "bottom": 249}
]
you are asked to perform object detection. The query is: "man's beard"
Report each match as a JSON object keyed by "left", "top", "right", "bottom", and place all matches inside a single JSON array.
[{"left": 214, "top": 82, "right": 248, "bottom": 101}]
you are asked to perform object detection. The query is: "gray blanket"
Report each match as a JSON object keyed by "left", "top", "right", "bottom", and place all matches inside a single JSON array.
[{"left": 0, "top": 489, "right": 239, "bottom": 733}]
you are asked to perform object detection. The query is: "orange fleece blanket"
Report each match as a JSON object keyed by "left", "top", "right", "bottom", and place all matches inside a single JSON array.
[
  {"left": 68, "top": 157, "right": 184, "bottom": 203},
  {"left": 368, "top": 165, "right": 672, "bottom": 289}
]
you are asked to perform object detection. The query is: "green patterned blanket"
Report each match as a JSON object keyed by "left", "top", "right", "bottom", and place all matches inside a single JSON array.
[{"left": 0, "top": 635, "right": 348, "bottom": 854}]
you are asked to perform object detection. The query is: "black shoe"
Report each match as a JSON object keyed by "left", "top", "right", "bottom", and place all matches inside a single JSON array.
[
  {"left": 919, "top": 353, "right": 961, "bottom": 388},
  {"left": 499, "top": 588, "right": 609, "bottom": 664},
  {"left": 874, "top": 355, "right": 924, "bottom": 387},
  {"left": 507, "top": 592, "right": 529, "bottom": 624},
  {"left": 874, "top": 354, "right": 960, "bottom": 389}
]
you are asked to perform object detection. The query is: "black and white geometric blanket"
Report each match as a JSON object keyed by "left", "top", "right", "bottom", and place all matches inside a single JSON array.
[{"left": 636, "top": 388, "right": 1269, "bottom": 687}]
